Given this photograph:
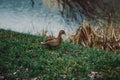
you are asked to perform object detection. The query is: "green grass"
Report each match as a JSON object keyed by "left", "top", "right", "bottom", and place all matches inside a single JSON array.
[{"left": 0, "top": 29, "right": 120, "bottom": 80}]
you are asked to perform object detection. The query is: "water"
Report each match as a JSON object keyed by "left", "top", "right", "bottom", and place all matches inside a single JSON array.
[{"left": 0, "top": 0, "right": 79, "bottom": 37}]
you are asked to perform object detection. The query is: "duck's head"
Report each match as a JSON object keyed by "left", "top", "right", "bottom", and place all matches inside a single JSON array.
[{"left": 59, "top": 30, "right": 66, "bottom": 36}]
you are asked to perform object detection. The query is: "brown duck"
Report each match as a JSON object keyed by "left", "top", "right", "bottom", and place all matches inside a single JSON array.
[{"left": 41, "top": 30, "right": 66, "bottom": 49}]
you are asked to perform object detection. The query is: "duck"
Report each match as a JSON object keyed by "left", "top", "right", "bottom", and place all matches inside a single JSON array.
[{"left": 41, "top": 30, "right": 66, "bottom": 49}]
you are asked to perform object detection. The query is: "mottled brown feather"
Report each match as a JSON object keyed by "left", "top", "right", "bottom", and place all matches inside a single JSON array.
[{"left": 41, "top": 30, "right": 66, "bottom": 48}]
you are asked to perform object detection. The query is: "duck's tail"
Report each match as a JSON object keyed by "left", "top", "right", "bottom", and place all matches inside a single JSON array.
[{"left": 41, "top": 42, "right": 45, "bottom": 45}]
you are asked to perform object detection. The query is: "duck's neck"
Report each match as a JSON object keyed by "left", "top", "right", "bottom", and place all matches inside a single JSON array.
[{"left": 58, "top": 34, "right": 62, "bottom": 40}]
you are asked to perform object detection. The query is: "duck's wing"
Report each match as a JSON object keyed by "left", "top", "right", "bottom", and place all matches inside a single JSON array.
[
  {"left": 45, "top": 38, "right": 55, "bottom": 42},
  {"left": 41, "top": 38, "right": 57, "bottom": 45}
]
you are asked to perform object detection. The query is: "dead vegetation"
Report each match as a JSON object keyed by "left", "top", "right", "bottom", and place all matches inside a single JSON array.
[{"left": 70, "top": 22, "right": 120, "bottom": 53}]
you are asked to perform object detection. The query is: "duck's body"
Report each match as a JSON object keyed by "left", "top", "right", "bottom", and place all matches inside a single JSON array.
[
  {"left": 41, "top": 30, "right": 66, "bottom": 49},
  {"left": 41, "top": 37, "right": 61, "bottom": 46}
]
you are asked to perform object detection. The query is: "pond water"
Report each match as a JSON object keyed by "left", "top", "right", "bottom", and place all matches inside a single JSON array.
[{"left": 0, "top": 0, "right": 79, "bottom": 37}]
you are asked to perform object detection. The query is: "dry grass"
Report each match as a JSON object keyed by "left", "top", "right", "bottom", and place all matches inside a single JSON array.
[
  {"left": 42, "top": 0, "right": 61, "bottom": 11},
  {"left": 70, "top": 22, "right": 120, "bottom": 53}
]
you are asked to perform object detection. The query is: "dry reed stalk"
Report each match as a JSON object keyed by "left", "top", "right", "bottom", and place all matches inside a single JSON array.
[
  {"left": 70, "top": 22, "right": 120, "bottom": 53},
  {"left": 42, "top": 0, "right": 63, "bottom": 11}
]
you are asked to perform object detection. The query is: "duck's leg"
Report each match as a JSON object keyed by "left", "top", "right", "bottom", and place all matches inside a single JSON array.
[{"left": 47, "top": 46, "right": 52, "bottom": 50}]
